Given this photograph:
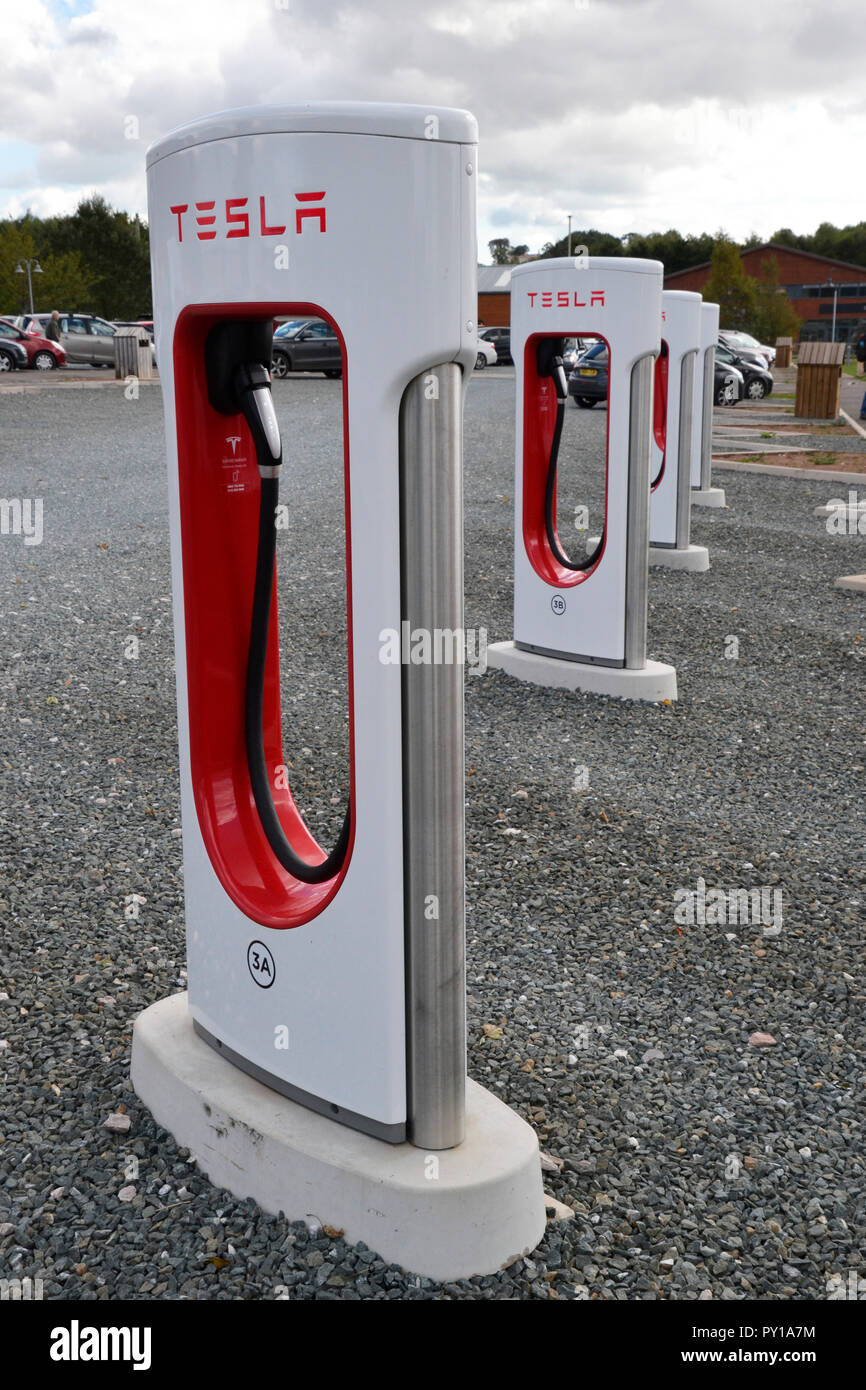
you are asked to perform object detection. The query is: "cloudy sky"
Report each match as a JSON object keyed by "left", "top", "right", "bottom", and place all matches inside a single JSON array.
[{"left": 1, "top": 0, "right": 860, "bottom": 259}]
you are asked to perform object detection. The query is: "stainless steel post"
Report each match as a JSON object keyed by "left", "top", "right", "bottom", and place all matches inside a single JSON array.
[
  {"left": 400, "top": 363, "right": 466, "bottom": 1150},
  {"left": 675, "top": 351, "right": 697, "bottom": 548},
  {"left": 624, "top": 353, "right": 653, "bottom": 669},
  {"left": 699, "top": 348, "right": 715, "bottom": 490}
]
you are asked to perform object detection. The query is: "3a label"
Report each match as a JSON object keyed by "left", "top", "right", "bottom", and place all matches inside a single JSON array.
[{"left": 247, "top": 940, "right": 276, "bottom": 988}]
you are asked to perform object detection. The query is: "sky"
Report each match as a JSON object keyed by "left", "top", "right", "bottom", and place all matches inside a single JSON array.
[{"left": 0, "top": 0, "right": 861, "bottom": 260}]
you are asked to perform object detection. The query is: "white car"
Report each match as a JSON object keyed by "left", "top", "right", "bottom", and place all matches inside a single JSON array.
[
  {"left": 474, "top": 338, "right": 497, "bottom": 370},
  {"left": 719, "top": 330, "right": 775, "bottom": 368}
]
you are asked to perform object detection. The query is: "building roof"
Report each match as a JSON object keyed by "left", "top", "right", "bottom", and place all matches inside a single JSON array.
[
  {"left": 664, "top": 241, "right": 866, "bottom": 282},
  {"left": 477, "top": 264, "right": 514, "bottom": 293}
]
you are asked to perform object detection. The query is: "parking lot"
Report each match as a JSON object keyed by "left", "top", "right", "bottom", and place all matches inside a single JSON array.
[{"left": 0, "top": 375, "right": 864, "bottom": 1299}]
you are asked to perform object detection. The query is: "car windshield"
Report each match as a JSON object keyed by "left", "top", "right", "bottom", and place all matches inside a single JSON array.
[
  {"left": 275, "top": 320, "right": 305, "bottom": 338},
  {"left": 728, "top": 332, "right": 761, "bottom": 348},
  {"left": 582, "top": 341, "right": 606, "bottom": 361}
]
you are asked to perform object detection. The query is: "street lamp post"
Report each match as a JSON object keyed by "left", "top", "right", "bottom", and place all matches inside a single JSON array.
[
  {"left": 15, "top": 259, "right": 43, "bottom": 316},
  {"left": 824, "top": 277, "right": 838, "bottom": 342},
  {"left": 567, "top": 214, "right": 572, "bottom": 258}
]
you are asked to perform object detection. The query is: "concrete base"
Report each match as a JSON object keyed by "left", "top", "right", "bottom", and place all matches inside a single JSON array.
[
  {"left": 131, "top": 992, "right": 546, "bottom": 1282},
  {"left": 648, "top": 543, "right": 710, "bottom": 572},
  {"left": 835, "top": 573, "right": 866, "bottom": 592},
  {"left": 691, "top": 487, "right": 726, "bottom": 508},
  {"left": 486, "top": 642, "right": 677, "bottom": 701}
]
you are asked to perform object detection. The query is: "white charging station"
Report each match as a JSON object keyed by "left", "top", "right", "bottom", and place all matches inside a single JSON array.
[
  {"left": 648, "top": 290, "right": 709, "bottom": 571},
  {"left": 131, "top": 101, "right": 546, "bottom": 1281},
  {"left": 486, "top": 257, "right": 677, "bottom": 702},
  {"left": 691, "top": 300, "right": 726, "bottom": 508}
]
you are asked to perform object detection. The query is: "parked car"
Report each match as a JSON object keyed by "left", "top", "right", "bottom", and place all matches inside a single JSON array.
[
  {"left": 0, "top": 317, "right": 66, "bottom": 370},
  {"left": 270, "top": 319, "right": 342, "bottom": 378},
  {"left": 273, "top": 319, "right": 307, "bottom": 341},
  {"left": 714, "top": 360, "right": 743, "bottom": 406},
  {"left": 474, "top": 337, "right": 497, "bottom": 370},
  {"left": 719, "top": 330, "right": 775, "bottom": 369},
  {"left": 479, "top": 326, "right": 511, "bottom": 364},
  {"left": 0, "top": 335, "right": 27, "bottom": 372},
  {"left": 567, "top": 339, "right": 608, "bottom": 407},
  {"left": 5, "top": 314, "right": 43, "bottom": 335},
  {"left": 33, "top": 312, "right": 123, "bottom": 366},
  {"left": 561, "top": 337, "right": 587, "bottom": 371},
  {"left": 716, "top": 343, "right": 773, "bottom": 400}
]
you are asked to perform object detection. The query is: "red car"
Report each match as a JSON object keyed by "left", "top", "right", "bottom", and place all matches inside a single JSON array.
[{"left": 0, "top": 318, "right": 66, "bottom": 370}]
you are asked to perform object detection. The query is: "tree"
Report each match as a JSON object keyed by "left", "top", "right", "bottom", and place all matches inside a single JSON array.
[
  {"left": 0, "top": 196, "right": 151, "bottom": 320},
  {"left": 751, "top": 256, "right": 801, "bottom": 343},
  {"left": 488, "top": 238, "right": 529, "bottom": 264},
  {"left": 539, "top": 228, "right": 624, "bottom": 259},
  {"left": 702, "top": 237, "right": 758, "bottom": 329}
]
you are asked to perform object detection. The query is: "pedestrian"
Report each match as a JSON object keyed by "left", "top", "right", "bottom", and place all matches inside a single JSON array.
[{"left": 44, "top": 311, "right": 62, "bottom": 344}]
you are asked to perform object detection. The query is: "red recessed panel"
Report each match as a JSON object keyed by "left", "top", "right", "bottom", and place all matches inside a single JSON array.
[
  {"left": 651, "top": 339, "right": 669, "bottom": 490},
  {"left": 172, "top": 303, "right": 354, "bottom": 929},
  {"left": 521, "top": 333, "right": 610, "bottom": 588}
]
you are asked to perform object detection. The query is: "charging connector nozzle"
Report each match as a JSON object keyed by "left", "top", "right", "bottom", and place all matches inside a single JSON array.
[{"left": 234, "top": 362, "right": 282, "bottom": 473}]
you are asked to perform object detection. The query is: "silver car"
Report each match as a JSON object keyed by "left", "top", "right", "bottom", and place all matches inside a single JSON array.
[{"left": 34, "top": 313, "right": 119, "bottom": 366}]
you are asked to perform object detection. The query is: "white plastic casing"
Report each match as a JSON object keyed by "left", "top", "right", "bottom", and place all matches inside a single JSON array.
[
  {"left": 649, "top": 290, "right": 702, "bottom": 547},
  {"left": 510, "top": 257, "right": 662, "bottom": 665},
  {"left": 147, "top": 103, "right": 477, "bottom": 1136},
  {"left": 691, "top": 301, "right": 720, "bottom": 487}
]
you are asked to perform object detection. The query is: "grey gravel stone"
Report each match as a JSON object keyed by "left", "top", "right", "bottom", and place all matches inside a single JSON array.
[{"left": 0, "top": 378, "right": 863, "bottom": 1301}]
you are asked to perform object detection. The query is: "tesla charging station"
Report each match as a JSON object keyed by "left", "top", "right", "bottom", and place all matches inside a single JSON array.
[
  {"left": 691, "top": 300, "right": 726, "bottom": 508},
  {"left": 487, "top": 257, "right": 678, "bottom": 702},
  {"left": 130, "top": 101, "right": 545, "bottom": 1281},
  {"left": 648, "top": 290, "right": 710, "bottom": 571}
]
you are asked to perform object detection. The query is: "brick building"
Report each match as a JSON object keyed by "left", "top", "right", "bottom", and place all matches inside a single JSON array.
[
  {"left": 477, "top": 264, "right": 513, "bottom": 328},
  {"left": 663, "top": 243, "right": 866, "bottom": 343}
]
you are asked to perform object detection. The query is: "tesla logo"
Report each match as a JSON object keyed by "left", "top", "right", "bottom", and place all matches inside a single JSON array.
[
  {"left": 527, "top": 290, "right": 605, "bottom": 308},
  {"left": 169, "top": 191, "right": 326, "bottom": 243},
  {"left": 226, "top": 435, "right": 242, "bottom": 454}
]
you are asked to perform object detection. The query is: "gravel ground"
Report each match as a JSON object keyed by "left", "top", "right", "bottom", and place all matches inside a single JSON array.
[{"left": 0, "top": 373, "right": 864, "bottom": 1301}]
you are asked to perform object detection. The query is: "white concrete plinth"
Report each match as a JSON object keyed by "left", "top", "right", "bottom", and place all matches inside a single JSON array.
[
  {"left": 691, "top": 487, "right": 726, "bottom": 508},
  {"left": 835, "top": 573, "right": 866, "bottom": 592},
  {"left": 131, "top": 992, "right": 546, "bottom": 1282},
  {"left": 486, "top": 642, "right": 677, "bottom": 701},
  {"left": 648, "top": 543, "right": 710, "bottom": 572}
]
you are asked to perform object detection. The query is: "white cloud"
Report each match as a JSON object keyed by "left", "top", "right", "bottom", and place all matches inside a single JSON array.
[{"left": 0, "top": 0, "right": 860, "bottom": 255}]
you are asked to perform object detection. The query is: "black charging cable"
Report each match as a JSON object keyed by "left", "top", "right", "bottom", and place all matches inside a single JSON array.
[
  {"left": 236, "top": 361, "right": 351, "bottom": 885},
  {"left": 537, "top": 340, "right": 604, "bottom": 572}
]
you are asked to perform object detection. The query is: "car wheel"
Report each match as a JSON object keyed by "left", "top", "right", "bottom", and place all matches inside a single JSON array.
[
  {"left": 34, "top": 351, "right": 57, "bottom": 371},
  {"left": 474, "top": 353, "right": 487, "bottom": 370},
  {"left": 746, "top": 378, "right": 766, "bottom": 400},
  {"left": 324, "top": 369, "right": 342, "bottom": 379},
  {"left": 0, "top": 350, "right": 15, "bottom": 372},
  {"left": 575, "top": 396, "right": 596, "bottom": 408},
  {"left": 271, "top": 353, "right": 290, "bottom": 379}
]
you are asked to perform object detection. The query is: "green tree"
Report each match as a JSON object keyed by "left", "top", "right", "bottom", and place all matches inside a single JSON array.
[
  {"left": 43, "top": 195, "right": 151, "bottom": 319},
  {"left": 751, "top": 256, "right": 801, "bottom": 343},
  {"left": 702, "top": 237, "right": 758, "bottom": 329},
  {"left": 488, "top": 238, "right": 529, "bottom": 264},
  {"left": 539, "top": 228, "right": 624, "bottom": 259}
]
